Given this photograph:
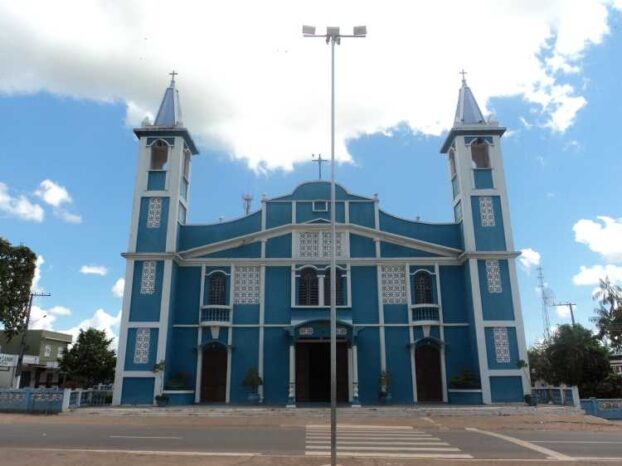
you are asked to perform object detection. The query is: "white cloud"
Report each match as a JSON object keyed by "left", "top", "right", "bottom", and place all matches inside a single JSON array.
[
  {"left": 556, "top": 305, "right": 571, "bottom": 318},
  {"left": 573, "top": 216, "right": 622, "bottom": 263},
  {"left": 29, "top": 305, "right": 56, "bottom": 331},
  {"left": 31, "top": 255, "right": 45, "bottom": 292},
  {"left": 519, "top": 248, "right": 541, "bottom": 272},
  {"left": 80, "top": 265, "right": 108, "bottom": 276},
  {"left": 0, "top": 1, "right": 618, "bottom": 170},
  {"left": 34, "top": 179, "right": 72, "bottom": 207},
  {"left": 61, "top": 309, "right": 122, "bottom": 350},
  {"left": 111, "top": 278, "right": 125, "bottom": 298},
  {"left": 572, "top": 264, "right": 622, "bottom": 286},
  {"left": 0, "top": 182, "right": 44, "bottom": 222},
  {"left": 34, "top": 179, "right": 82, "bottom": 224}
]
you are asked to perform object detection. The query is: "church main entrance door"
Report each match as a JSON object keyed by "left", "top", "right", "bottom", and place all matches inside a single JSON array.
[
  {"left": 201, "top": 343, "right": 227, "bottom": 403},
  {"left": 415, "top": 343, "right": 443, "bottom": 402},
  {"left": 296, "top": 341, "right": 349, "bottom": 403}
]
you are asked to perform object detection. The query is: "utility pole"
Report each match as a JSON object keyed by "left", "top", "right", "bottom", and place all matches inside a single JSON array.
[
  {"left": 303, "top": 24, "right": 366, "bottom": 466},
  {"left": 537, "top": 266, "right": 552, "bottom": 340},
  {"left": 553, "top": 302, "right": 577, "bottom": 326},
  {"left": 13, "top": 291, "right": 51, "bottom": 388},
  {"left": 242, "top": 194, "right": 253, "bottom": 216}
]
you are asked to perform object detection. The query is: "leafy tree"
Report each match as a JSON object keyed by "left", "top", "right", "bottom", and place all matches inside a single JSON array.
[
  {"left": 544, "top": 324, "right": 613, "bottom": 396},
  {"left": 591, "top": 277, "right": 622, "bottom": 350},
  {"left": 59, "top": 328, "right": 116, "bottom": 387},
  {"left": 528, "top": 343, "right": 552, "bottom": 383},
  {"left": 0, "top": 238, "right": 37, "bottom": 340}
]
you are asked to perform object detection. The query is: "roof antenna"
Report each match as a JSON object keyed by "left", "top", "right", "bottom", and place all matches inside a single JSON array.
[{"left": 242, "top": 194, "right": 253, "bottom": 215}]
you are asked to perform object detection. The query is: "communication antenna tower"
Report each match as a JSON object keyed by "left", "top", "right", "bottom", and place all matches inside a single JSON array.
[
  {"left": 537, "top": 266, "right": 552, "bottom": 340},
  {"left": 242, "top": 194, "right": 253, "bottom": 216}
]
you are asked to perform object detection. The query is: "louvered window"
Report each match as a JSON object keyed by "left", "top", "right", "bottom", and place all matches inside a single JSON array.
[
  {"left": 414, "top": 272, "right": 433, "bottom": 304},
  {"left": 324, "top": 269, "right": 345, "bottom": 306},
  {"left": 298, "top": 268, "right": 319, "bottom": 305},
  {"left": 208, "top": 273, "right": 227, "bottom": 305}
]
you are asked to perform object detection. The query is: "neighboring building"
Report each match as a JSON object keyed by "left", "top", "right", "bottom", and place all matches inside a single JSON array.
[
  {"left": 0, "top": 330, "right": 72, "bottom": 388},
  {"left": 611, "top": 354, "right": 622, "bottom": 376},
  {"left": 113, "top": 75, "right": 529, "bottom": 406}
]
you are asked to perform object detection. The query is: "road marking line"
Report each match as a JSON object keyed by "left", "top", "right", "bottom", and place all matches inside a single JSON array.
[
  {"left": 530, "top": 441, "right": 622, "bottom": 444},
  {"left": 306, "top": 445, "right": 461, "bottom": 451},
  {"left": 465, "top": 428, "right": 573, "bottom": 461},
  {"left": 109, "top": 436, "right": 182, "bottom": 440},
  {"left": 306, "top": 434, "right": 436, "bottom": 438},
  {"left": 306, "top": 424, "right": 414, "bottom": 430},
  {"left": 306, "top": 452, "right": 474, "bottom": 459},
  {"left": 306, "top": 441, "right": 449, "bottom": 446},
  {"left": 4, "top": 448, "right": 257, "bottom": 457}
]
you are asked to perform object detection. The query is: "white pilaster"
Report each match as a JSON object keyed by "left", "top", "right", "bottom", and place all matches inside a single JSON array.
[
  {"left": 154, "top": 259, "right": 173, "bottom": 401},
  {"left": 435, "top": 263, "right": 448, "bottom": 403},
  {"left": 468, "top": 258, "right": 492, "bottom": 404},
  {"left": 112, "top": 259, "right": 135, "bottom": 405},
  {"left": 376, "top": 265, "right": 387, "bottom": 372},
  {"left": 258, "top": 265, "right": 266, "bottom": 402}
]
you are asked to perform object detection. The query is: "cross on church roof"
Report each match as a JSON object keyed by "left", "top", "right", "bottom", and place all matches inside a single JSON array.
[
  {"left": 312, "top": 153, "right": 326, "bottom": 180},
  {"left": 169, "top": 70, "right": 178, "bottom": 84},
  {"left": 460, "top": 69, "right": 467, "bottom": 85}
]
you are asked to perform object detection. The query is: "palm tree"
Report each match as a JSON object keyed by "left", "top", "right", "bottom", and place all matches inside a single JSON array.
[{"left": 590, "top": 277, "right": 622, "bottom": 350}]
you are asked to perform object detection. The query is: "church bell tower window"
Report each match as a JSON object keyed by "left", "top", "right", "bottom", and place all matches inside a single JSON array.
[
  {"left": 470, "top": 138, "right": 490, "bottom": 169},
  {"left": 150, "top": 140, "right": 169, "bottom": 170}
]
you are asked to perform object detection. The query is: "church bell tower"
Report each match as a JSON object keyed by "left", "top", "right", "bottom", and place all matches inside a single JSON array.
[{"left": 440, "top": 75, "right": 529, "bottom": 404}]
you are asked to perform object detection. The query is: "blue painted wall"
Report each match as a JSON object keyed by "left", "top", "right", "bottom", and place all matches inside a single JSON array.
[
  {"left": 490, "top": 376, "right": 523, "bottom": 402},
  {"left": 349, "top": 202, "right": 375, "bottom": 228},
  {"left": 478, "top": 260, "right": 515, "bottom": 321},
  {"left": 296, "top": 201, "right": 345, "bottom": 223},
  {"left": 385, "top": 327, "right": 413, "bottom": 403},
  {"left": 356, "top": 327, "right": 381, "bottom": 404},
  {"left": 380, "top": 242, "right": 435, "bottom": 258},
  {"left": 165, "top": 327, "right": 198, "bottom": 389},
  {"left": 173, "top": 266, "right": 200, "bottom": 325},
  {"left": 263, "top": 328, "right": 289, "bottom": 404},
  {"left": 444, "top": 326, "right": 479, "bottom": 383},
  {"left": 272, "top": 181, "right": 370, "bottom": 201},
  {"left": 233, "top": 304, "right": 259, "bottom": 325},
  {"left": 350, "top": 234, "right": 375, "bottom": 257},
  {"left": 485, "top": 327, "right": 520, "bottom": 370},
  {"left": 265, "top": 267, "right": 291, "bottom": 324},
  {"left": 230, "top": 327, "right": 259, "bottom": 403},
  {"left": 121, "top": 377, "right": 155, "bottom": 405},
  {"left": 384, "top": 304, "right": 409, "bottom": 324},
  {"left": 440, "top": 266, "right": 467, "bottom": 323},
  {"left": 178, "top": 211, "right": 262, "bottom": 250},
  {"left": 351, "top": 266, "right": 378, "bottom": 324},
  {"left": 266, "top": 234, "right": 292, "bottom": 258},
  {"left": 266, "top": 202, "right": 292, "bottom": 228},
  {"left": 472, "top": 196, "right": 507, "bottom": 251},
  {"left": 124, "top": 328, "right": 159, "bottom": 371},
  {"left": 136, "top": 197, "right": 169, "bottom": 252},
  {"left": 378, "top": 211, "right": 462, "bottom": 249},
  {"left": 474, "top": 169, "right": 494, "bottom": 189},
  {"left": 147, "top": 171, "right": 167, "bottom": 191},
  {"left": 129, "top": 261, "right": 163, "bottom": 322},
  {"left": 203, "top": 242, "right": 261, "bottom": 258}
]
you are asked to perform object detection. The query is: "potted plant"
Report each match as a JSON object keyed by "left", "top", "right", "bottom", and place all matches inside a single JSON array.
[
  {"left": 153, "top": 360, "right": 168, "bottom": 407},
  {"left": 379, "top": 370, "right": 392, "bottom": 403},
  {"left": 242, "top": 368, "right": 263, "bottom": 404},
  {"left": 448, "top": 369, "right": 481, "bottom": 389}
]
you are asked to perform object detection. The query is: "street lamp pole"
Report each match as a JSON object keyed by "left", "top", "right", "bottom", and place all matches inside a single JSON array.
[
  {"left": 303, "top": 24, "right": 366, "bottom": 466},
  {"left": 553, "top": 302, "right": 577, "bottom": 326}
]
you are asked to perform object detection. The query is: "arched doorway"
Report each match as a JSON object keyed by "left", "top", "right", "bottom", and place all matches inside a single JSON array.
[
  {"left": 201, "top": 342, "right": 227, "bottom": 402},
  {"left": 415, "top": 341, "right": 443, "bottom": 402}
]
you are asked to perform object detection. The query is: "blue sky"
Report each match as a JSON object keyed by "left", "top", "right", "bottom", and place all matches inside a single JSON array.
[{"left": 1, "top": 1, "right": 622, "bottom": 346}]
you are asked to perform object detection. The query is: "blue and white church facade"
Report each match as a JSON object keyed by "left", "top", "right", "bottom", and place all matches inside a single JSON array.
[{"left": 112, "top": 76, "right": 530, "bottom": 406}]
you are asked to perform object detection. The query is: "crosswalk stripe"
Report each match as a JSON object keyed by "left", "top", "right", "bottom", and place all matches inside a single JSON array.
[{"left": 305, "top": 424, "right": 473, "bottom": 459}]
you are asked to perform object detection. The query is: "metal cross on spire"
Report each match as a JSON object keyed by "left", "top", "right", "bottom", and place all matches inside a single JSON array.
[
  {"left": 169, "top": 70, "right": 178, "bottom": 84},
  {"left": 460, "top": 69, "right": 467, "bottom": 85},
  {"left": 312, "top": 153, "right": 327, "bottom": 180}
]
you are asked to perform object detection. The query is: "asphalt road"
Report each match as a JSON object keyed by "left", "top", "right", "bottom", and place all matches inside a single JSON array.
[{"left": 0, "top": 421, "right": 621, "bottom": 461}]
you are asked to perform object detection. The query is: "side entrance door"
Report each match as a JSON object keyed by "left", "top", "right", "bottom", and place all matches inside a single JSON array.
[{"left": 201, "top": 344, "right": 227, "bottom": 402}]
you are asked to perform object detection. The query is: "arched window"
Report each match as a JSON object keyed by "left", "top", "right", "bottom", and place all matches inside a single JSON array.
[
  {"left": 299, "top": 268, "right": 319, "bottom": 305},
  {"left": 324, "top": 269, "right": 344, "bottom": 306},
  {"left": 470, "top": 138, "right": 490, "bottom": 169},
  {"left": 150, "top": 140, "right": 169, "bottom": 170},
  {"left": 448, "top": 149, "right": 457, "bottom": 177},
  {"left": 414, "top": 272, "right": 433, "bottom": 304},
  {"left": 208, "top": 273, "right": 227, "bottom": 305}
]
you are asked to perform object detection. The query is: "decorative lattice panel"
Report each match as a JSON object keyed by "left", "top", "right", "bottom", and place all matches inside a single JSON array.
[
  {"left": 298, "top": 231, "right": 344, "bottom": 258},
  {"left": 493, "top": 327, "right": 511, "bottom": 363},
  {"left": 140, "top": 261, "right": 156, "bottom": 295},
  {"left": 321, "top": 232, "right": 343, "bottom": 257},
  {"left": 479, "top": 196, "right": 495, "bottom": 227},
  {"left": 485, "top": 260, "right": 502, "bottom": 293},
  {"left": 133, "top": 328, "right": 151, "bottom": 364},
  {"left": 381, "top": 265, "right": 407, "bottom": 304},
  {"left": 147, "top": 197, "right": 163, "bottom": 228},
  {"left": 233, "top": 266, "right": 260, "bottom": 304}
]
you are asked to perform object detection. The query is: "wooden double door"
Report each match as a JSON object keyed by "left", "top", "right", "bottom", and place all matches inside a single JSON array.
[
  {"left": 415, "top": 344, "right": 443, "bottom": 402},
  {"left": 296, "top": 341, "right": 349, "bottom": 403},
  {"left": 201, "top": 344, "right": 228, "bottom": 403}
]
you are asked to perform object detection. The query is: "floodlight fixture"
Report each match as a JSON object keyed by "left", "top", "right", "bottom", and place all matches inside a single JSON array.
[
  {"left": 353, "top": 26, "right": 367, "bottom": 37},
  {"left": 326, "top": 26, "right": 340, "bottom": 37},
  {"left": 302, "top": 25, "right": 316, "bottom": 36}
]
